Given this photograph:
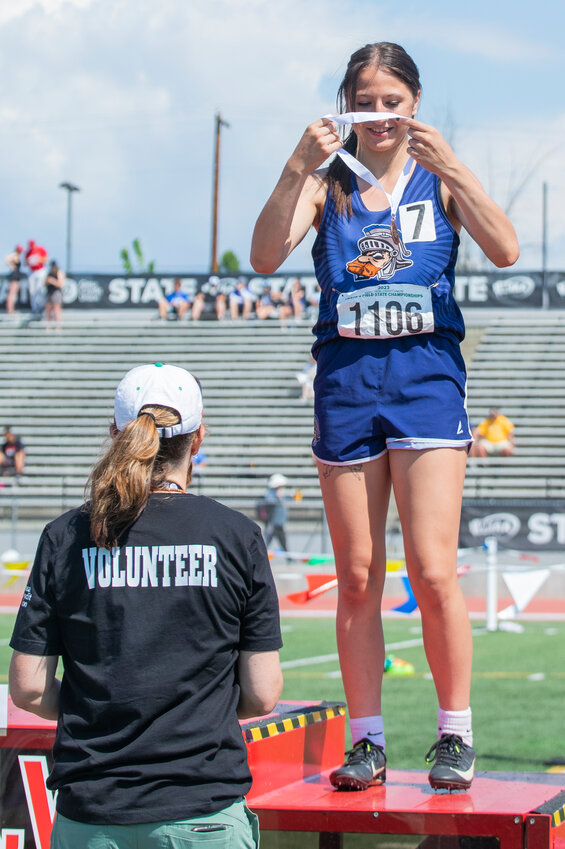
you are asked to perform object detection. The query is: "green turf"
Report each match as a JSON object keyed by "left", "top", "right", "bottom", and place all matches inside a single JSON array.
[
  {"left": 280, "top": 617, "right": 565, "bottom": 774},
  {"left": 4, "top": 612, "right": 563, "bottom": 848},
  {"left": 3, "top": 612, "right": 564, "bottom": 776}
]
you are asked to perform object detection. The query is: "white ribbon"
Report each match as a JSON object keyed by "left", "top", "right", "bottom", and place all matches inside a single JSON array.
[
  {"left": 323, "top": 111, "right": 403, "bottom": 125},
  {"left": 322, "top": 112, "right": 412, "bottom": 219}
]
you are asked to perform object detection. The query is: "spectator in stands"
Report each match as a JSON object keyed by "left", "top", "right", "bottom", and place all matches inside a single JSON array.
[
  {"left": 0, "top": 427, "right": 25, "bottom": 479},
  {"left": 192, "top": 275, "right": 227, "bottom": 321},
  {"left": 44, "top": 260, "right": 65, "bottom": 331},
  {"left": 470, "top": 407, "right": 515, "bottom": 457},
  {"left": 229, "top": 277, "right": 256, "bottom": 320},
  {"left": 255, "top": 284, "right": 283, "bottom": 320},
  {"left": 4, "top": 245, "right": 24, "bottom": 315},
  {"left": 9, "top": 362, "right": 282, "bottom": 849},
  {"left": 279, "top": 278, "right": 306, "bottom": 322},
  {"left": 25, "top": 239, "right": 48, "bottom": 316},
  {"left": 261, "top": 473, "right": 290, "bottom": 552},
  {"left": 307, "top": 282, "right": 322, "bottom": 319},
  {"left": 158, "top": 277, "right": 192, "bottom": 321}
]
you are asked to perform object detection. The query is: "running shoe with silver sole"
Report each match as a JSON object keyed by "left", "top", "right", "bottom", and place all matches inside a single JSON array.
[
  {"left": 330, "top": 738, "right": 386, "bottom": 791},
  {"left": 426, "top": 733, "right": 475, "bottom": 791}
]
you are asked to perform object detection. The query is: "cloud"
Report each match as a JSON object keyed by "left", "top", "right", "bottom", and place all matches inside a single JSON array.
[
  {"left": 0, "top": 0, "right": 561, "bottom": 273},
  {"left": 405, "top": 16, "right": 553, "bottom": 63}
]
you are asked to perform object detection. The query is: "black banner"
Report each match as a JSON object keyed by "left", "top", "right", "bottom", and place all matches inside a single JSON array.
[
  {"left": 0, "top": 270, "right": 562, "bottom": 310},
  {"left": 460, "top": 500, "right": 565, "bottom": 551}
]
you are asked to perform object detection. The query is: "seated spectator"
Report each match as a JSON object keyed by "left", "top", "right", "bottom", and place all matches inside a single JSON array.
[
  {"left": 192, "top": 276, "right": 227, "bottom": 321},
  {"left": 279, "top": 278, "right": 306, "bottom": 322},
  {"left": 158, "top": 278, "right": 192, "bottom": 321},
  {"left": 1, "top": 427, "right": 25, "bottom": 478},
  {"left": 229, "top": 277, "right": 256, "bottom": 320},
  {"left": 308, "top": 283, "right": 321, "bottom": 319},
  {"left": 470, "top": 407, "right": 515, "bottom": 457},
  {"left": 256, "top": 285, "right": 283, "bottom": 320}
]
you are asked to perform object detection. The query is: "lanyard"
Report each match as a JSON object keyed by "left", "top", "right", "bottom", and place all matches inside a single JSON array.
[{"left": 323, "top": 111, "right": 413, "bottom": 238}]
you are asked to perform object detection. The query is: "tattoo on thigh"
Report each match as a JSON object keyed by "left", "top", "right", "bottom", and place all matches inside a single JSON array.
[
  {"left": 322, "top": 465, "right": 334, "bottom": 478},
  {"left": 348, "top": 464, "right": 363, "bottom": 480}
]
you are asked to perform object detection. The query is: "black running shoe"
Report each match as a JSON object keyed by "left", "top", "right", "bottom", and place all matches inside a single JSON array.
[
  {"left": 426, "top": 733, "right": 475, "bottom": 790},
  {"left": 330, "top": 738, "right": 386, "bottom": 791}
]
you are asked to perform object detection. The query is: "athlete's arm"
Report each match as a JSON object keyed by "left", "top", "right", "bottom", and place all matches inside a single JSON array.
[
  {"left": 250, "top": 119, "right": 342, "bottom": 273},
  {"left": 398, "top": 117, "right": 520, "bottom": 268},
  {"left": 236, "top": 649, "right": 283, "bottom": 719},
  {"left": 9, "top": 651, "right": 60, "bottom": 720}
]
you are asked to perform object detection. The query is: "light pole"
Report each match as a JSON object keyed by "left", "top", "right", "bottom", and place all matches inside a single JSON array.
[
  {"left": 59, "top": 181, "right": 80, "bottom": 274},
  {"left": 210, "top": 113, "right": 229, "bottom": 273}
]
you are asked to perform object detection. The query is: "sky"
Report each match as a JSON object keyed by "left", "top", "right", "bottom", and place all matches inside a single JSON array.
[{"left": 1, "top": 0, "right": 563, "bottom": 275}]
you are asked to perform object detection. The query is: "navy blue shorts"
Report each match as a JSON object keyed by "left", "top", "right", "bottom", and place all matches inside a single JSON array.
[{"left": 312, "top": 333, "right": 472, "bottom": 465}]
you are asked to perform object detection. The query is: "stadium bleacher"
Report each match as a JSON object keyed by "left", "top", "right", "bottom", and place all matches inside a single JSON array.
[{"left": 0, "top": 311, "right": 564, "bottom": 528}]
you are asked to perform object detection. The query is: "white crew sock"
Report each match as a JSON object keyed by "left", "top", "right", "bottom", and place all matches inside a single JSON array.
[
  {"left": 438, "top": 707, "right": 473, "bottom": 747},
  {"left": 349, "top": 715, "right": 385, "bottom": 750}
]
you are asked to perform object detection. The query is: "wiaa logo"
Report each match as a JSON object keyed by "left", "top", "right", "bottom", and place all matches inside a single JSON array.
[{"left": 469, "top": 512, "right": 521, "bottom": 539}]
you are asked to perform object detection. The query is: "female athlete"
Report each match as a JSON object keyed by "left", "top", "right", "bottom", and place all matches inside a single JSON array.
[{"left": 251, "top": 42, "right": 518, "bottom": 791}]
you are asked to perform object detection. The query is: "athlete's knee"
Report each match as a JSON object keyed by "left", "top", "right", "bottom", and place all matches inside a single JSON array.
[
  {"left": 336, "top": 560, "right": 385, "bottom": 607},
  {"left": 408, "top": 562, "right": 459, "bottom": 608}
]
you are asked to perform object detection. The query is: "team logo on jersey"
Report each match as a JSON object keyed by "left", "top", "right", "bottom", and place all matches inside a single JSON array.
[{"left": 346, "top": 224, "right": 413, "bottom": 282}]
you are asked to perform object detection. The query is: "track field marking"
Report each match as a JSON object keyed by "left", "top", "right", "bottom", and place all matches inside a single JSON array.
[{"left": 281, "top": 630, "right": 488, "bottom": 670}]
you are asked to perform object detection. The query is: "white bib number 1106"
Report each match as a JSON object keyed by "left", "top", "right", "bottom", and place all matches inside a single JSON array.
[{"left": 337, "top": 283, "right": 435, "bottom": 340}]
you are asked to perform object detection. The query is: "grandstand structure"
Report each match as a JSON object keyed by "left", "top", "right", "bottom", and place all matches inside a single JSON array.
[{"left": 0, "top": 311, "right": 564, "bottom": 529}]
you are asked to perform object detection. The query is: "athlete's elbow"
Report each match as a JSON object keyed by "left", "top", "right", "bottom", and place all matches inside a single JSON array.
[
  {"left": 491, "top": 233, "right": 520, "bottom": 268},
  {"left": 250, "top": 250, "right": 280, "bottom": 275},
  {"left": 493, "top": 245, "right": 520, "bottom": 268}
]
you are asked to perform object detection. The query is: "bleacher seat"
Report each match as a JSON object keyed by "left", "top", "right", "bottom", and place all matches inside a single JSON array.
[{"left": 1, "top": 311, "right": 563, "bottom": 527}]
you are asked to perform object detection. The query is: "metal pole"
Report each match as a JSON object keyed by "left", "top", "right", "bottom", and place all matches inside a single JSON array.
[
  {"left": 66, "top": 191, "right": 72, "bottom": 273},
  {"left": 541, "top": 181, "right": 548, "bottom": 309},
  {"left": 11, "top": 494, "right": 18, "bottom": 550},
  {"left": 485, "top": 536, "right": 499, "bottom": 632},
  {"left": 59, "top": 182, "right": 80, "bottom": 275}
]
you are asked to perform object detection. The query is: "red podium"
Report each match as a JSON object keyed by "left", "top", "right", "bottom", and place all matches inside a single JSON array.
[{"left": 1, "top": 698, "right": 564, "bottom": 849}]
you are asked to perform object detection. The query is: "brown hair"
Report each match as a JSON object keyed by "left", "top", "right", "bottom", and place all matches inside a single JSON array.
[
  {"left": 326, "top": 42, "right": 421, "bottom": 217},
  {"left": 87, "top": 405, "right": 197, "bottom": 550}
]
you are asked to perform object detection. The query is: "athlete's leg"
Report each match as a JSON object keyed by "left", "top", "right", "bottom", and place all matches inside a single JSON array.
[
  {"left": 316, "top": 456, "right": 391, "bottom": 718},
  {"left": 389, "top": 447, "right": 471, "bottom": 710}
]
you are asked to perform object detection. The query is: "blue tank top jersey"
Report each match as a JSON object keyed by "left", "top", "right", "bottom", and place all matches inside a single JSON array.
[{"left": 311, "top": 164, "right": 465, "bottom": 356}]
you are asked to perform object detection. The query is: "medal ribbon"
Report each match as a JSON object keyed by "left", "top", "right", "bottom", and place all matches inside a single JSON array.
[{"left": 323, "top": 112, "right": 413, "bottom": 225}]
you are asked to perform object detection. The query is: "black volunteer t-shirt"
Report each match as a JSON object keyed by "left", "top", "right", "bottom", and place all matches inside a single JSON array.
[{"left": 10, "top": 493, "right": 282, "bottom": 824}]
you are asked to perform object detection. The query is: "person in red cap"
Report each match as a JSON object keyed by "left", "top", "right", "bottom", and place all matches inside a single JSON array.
[
  {"left": 4, "top": 245, "right": 24, "bottom": 314},
  {"left": 25, "top": 239, "right": 49, "bottom": 315}
]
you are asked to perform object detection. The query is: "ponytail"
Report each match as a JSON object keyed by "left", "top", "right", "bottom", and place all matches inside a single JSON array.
[{"left": 87, "top": 405, "right": 195, "bottom": 549}]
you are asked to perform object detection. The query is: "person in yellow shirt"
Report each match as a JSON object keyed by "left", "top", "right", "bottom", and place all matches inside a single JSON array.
[{"left": 471, "top": 408, "right": 515, "bottom": 457}]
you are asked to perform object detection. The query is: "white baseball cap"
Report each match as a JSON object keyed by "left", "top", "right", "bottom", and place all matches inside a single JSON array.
[
  {"left": 114, "top": 363, "right": 203, "bottom": 438},
  {"left": 268, "top": 473, "right": 288, "bottom": 489}
]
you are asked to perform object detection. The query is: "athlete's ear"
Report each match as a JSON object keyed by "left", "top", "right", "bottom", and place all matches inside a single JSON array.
[
  {"left": 109, "top": 421, "right": 119, "bottom": 438},
  {"left": 412, "top": 89, "right": 421, "bottom": 118}
]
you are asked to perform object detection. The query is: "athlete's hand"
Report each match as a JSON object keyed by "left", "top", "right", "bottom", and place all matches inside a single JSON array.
[
  {"left": 397, "top": 117, "right": 459, "bottom": 178},
  {"left": 287, "top": 119, "right": 343, "bottom": 176}
]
